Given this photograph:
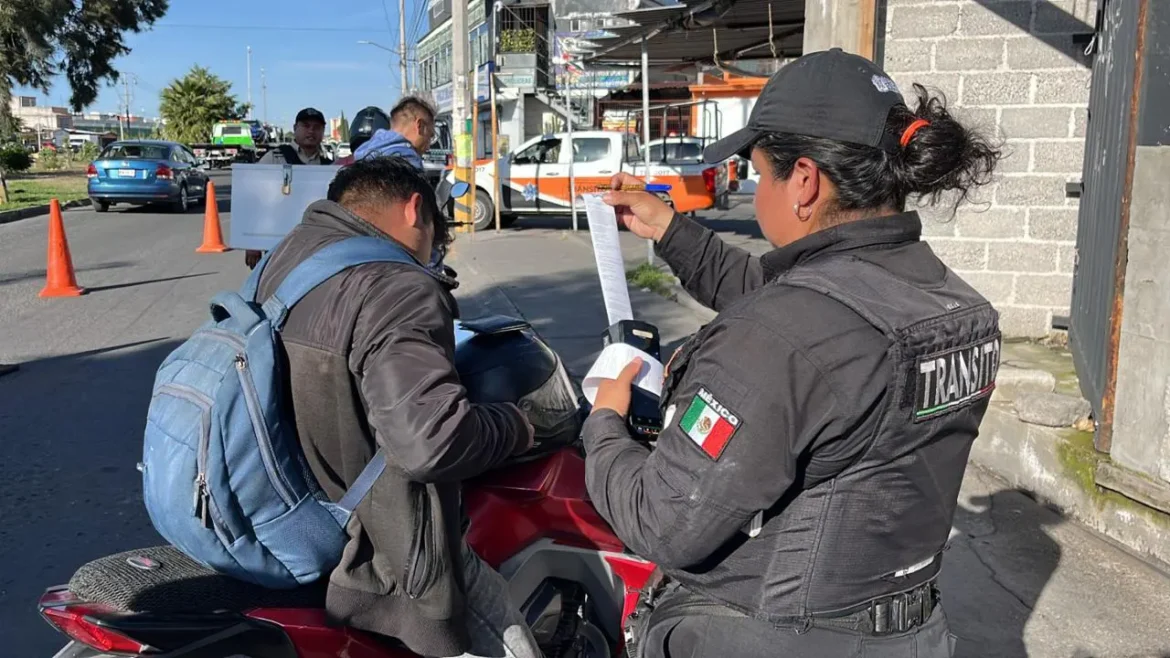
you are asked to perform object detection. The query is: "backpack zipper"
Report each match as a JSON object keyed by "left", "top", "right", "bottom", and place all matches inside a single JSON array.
[
  {"left": 154, "top": 382, "right": 235, "bottom": 544},
  {"left": 234, "top": 354, "right": 296, "bottom": 508}
]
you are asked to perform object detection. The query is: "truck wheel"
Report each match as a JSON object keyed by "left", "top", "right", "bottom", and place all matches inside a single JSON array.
[{"left": 473, "top": 190, "right": 495, "bottom": 231}]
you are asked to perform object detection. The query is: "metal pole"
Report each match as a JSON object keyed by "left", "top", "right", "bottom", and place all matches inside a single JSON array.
[
  {"left": 641, "top": 36, "right": 653, "bottom": 265},
  {"left": 568, "top": 55, "right": 577, "bottom": 232},
  {"left": 246, "top": 46, "right": 253, "bottom": 119},
  {"left": 452, "top": 0, "right": 473, "bottom": 234},
  {"left": 472, "top": 65, "right": 479, "bottom": 238},
  {"left": 261, "top": 68, "right": 268, "bottom": 125},
  {"left": 399, "top": 0, "right": 408, "bottom": 95},
  {"left": 491, "top": 72, "right": 501, "bottom": 232}
]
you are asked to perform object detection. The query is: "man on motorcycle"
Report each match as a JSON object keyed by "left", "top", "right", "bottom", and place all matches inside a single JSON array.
[
  {"left": 253, "top": 156, "right": 542, "bottom": 658},
  {"left": 336, "top": 105, "right": 392, "bottom": 167},
  {"left": 352, "top": 95, "right": 435, "bottom": 168}
]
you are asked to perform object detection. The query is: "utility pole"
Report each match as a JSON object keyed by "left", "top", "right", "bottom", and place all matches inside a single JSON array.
[
  {"left": 261, "top": 68, "right": 268, "bottom": 125},
  {"left": 399, "top": 0, "right": 408, "bottom": 95},
  {"left": 642, "top": 36, "right": 653, "bottom": 265},
  {"left": 121, "top": 75, "right": 135, "bottom": 140},
  {"left": 246, "top": 46, "right": 253, "bottom": 119},
  {"left": 452, "top": 0, "right": 473, "bottom": 233}
]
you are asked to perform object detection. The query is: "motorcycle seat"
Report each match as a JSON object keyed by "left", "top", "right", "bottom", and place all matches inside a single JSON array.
[{"left": 68, "top": 545, "right": 327, "bottom": 614}]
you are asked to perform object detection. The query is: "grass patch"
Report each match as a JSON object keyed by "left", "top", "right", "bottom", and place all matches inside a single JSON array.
[
  {"left": 0, "top": 175, "right": 88, "bottom": 211},
  {"left": 627, "top": 263, "right": 676, "bottom": 298}
]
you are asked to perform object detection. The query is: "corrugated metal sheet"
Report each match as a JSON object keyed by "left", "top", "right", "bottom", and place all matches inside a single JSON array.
[{"left": 1070, "top": 0, "right": 1144, "bottom": 450}]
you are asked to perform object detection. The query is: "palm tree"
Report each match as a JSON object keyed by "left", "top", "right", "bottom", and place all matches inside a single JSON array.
[{"left": 159, "top": 66, "right": 246, "bottom": 145}]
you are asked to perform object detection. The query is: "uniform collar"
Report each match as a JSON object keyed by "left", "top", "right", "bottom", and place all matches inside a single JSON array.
[{"left": 760, "top": 211, "right": 923, "bottom": 282}]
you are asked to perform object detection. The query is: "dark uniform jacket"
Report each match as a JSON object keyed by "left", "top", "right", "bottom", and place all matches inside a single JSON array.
[
  {"left": 583, "top": 211, "right": 1000, "bottom": 623},
  {"left": 256, "top": 200, "right": 528, "bottom": 656}
]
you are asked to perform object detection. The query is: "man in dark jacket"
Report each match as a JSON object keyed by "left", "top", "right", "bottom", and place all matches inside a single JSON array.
[
  {"left": 255, "top": 156, "right": 541, "bottom": 658},
  {"left": 246, "top": 107, "right": 336, "bottom": 269}
]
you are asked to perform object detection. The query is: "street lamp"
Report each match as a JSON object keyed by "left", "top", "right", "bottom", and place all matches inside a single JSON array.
[{"left": 358, "top": 39, "right": 395, "bottom": 53}]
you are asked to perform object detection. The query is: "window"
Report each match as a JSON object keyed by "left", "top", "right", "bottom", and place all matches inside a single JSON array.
[
  {"left": 572, "top": 137, "right": 610, "bottom": 163},
  {"left": 649, "top": 141, "right": 703, "bottom": 162},
  {"left": 513, "top": 138, "right": 562, "bottom": 165},
  {"left": 624, "top": 135, "right": 641, "bottom": 162},
  {"left": 221, "top": 126, "right": 244, "bottom": 135},
  {"left": 100, "top": 143, "right": 169, "bottom": 160}
]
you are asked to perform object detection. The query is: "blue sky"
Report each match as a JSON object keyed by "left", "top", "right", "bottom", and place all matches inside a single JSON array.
[{"left": 13, "top": 0, "right": 429, "bottom": 128}]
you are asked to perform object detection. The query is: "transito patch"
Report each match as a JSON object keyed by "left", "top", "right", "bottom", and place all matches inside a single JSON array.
[
  {"left": 914, "top": 335, "right": 1002, "bottom": 422},
  {"left": 680, "top": 387, "right": 740, "bottom": 459}
]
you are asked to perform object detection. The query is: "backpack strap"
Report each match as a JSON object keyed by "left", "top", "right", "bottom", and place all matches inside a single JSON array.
[
  {"left": 259, "top": 236, "right": 423, "bottom": 328},
  {"left": 263, "top": 236, "right": 424, "bottom": 518}
]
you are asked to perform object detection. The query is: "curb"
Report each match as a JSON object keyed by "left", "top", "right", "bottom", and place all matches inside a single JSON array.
[{"left": 0, "top": 198, "right": 91, "bottom": 226}]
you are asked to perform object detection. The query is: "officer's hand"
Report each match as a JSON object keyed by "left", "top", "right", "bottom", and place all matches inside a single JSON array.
[
  {"left": 603, "top": 174, "right": 674, "bottom": 242},
  {"left": 245, "top": 250, "right": 263, "bottom": 270},
  {"left": 509, "top": 403, "right": 536, "bottom": 455},
  {"left": 591, "top": 358, "right": 644, "bottom": 418}
]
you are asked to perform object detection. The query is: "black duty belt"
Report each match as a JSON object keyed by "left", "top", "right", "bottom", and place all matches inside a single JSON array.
[{"left": 815, "top": 581, "right": 940, "bottom": 636}]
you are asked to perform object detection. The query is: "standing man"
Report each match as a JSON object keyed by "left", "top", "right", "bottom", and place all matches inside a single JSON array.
[
  {"left": 260, "top": 107, "right": 333, "bottom": 165},
  {"left": 247, "top": 107, "right": 335, "bottom": 268},
  {"left": 352, "top": 96, "right": 436, "bottom": 168}
]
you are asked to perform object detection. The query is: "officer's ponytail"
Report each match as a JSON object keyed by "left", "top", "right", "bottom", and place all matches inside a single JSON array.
[
  {"left": 754, "top": 83, "right": 1001, "bottom": 220},
  {"left": 888, "top": 83, "right": 1001, "bottom": 210}
]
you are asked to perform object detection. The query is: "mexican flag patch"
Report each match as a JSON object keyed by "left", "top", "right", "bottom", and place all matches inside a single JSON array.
[{"left": 680, "top": 388, "right": 740, "bottom": 459}]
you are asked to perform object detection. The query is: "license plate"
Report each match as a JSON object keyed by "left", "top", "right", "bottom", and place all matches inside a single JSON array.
[{"left": 117, "top": 169, "right": 136, "bottom": 178}]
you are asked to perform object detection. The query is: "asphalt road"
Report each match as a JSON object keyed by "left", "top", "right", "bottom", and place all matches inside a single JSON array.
[{"left": 0, "top": 171, "right": 249, "bottom": 654}]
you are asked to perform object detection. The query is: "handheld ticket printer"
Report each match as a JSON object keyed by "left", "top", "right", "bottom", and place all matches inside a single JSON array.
[{"left": 602, "top": 320, "right": 665, "bottom": 440}]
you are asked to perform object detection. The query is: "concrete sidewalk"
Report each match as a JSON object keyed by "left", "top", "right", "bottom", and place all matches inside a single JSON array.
[{"left": 446, "top": 221, "right": 1170, "bottom": 658}]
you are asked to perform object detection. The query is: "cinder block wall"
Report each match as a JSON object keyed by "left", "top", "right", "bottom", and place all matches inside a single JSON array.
[{"left": 881, "top": 0, "right": 1096, "bottom": 337}]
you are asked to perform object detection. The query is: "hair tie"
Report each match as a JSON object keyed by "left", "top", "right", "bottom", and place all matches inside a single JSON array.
[{"left": 900, "top": 119, "right": 931, "bottom": 148}]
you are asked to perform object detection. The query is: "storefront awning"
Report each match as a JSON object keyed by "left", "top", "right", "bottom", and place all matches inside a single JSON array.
[{"left": 583, "top": 0, "right": 805, "bottom": 65}]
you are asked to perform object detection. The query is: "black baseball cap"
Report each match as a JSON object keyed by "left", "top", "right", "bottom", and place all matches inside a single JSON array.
[
  {"left": 295, "top": 107, "right": 326, "bottom": 125},
  {"left": 703, "top": 48, "right": 907, "bottom": 164}
]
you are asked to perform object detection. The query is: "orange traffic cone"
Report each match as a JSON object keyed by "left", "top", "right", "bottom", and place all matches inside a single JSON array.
[
  {"left": 39, "top": 199, "right": 85, "bottom": 298},
  {"left": 196, "top": 180, "right": 229, "bottom": 253}
]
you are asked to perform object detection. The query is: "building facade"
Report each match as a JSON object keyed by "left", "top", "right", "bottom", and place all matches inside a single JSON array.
[
  {"left": 879, "top": 0, "right": 1095, "bottom": 338},
  {"left": 416, "top": 0, "right": 568, "bottom": 159}
]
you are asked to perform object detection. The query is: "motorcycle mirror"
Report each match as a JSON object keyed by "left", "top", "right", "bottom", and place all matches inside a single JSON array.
[{"left": 449, "top": 181, "right": 471, "bottom": 199}]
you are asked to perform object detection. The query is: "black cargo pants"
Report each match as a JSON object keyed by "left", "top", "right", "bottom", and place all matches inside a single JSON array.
[{"left": 641, "top": 589, "right": 957, "bottom": 658}]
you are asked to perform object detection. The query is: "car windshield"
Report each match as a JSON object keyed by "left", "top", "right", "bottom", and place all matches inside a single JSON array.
[
  {"left": 221, "top": 126, "right": 244, "bottom": 135},
  {"left": 100, "top": 144, "right": 170, "bottom": 160},
  {"left": 648, "top": 141, "right": 703, "bottom": 162}
]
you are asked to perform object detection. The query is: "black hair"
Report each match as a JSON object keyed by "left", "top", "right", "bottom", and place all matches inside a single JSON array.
[
  {"left": 327, "top": 155, "right": 450, "bottom": 253},
  {"left": 756, "top": 83, "right": 1002, "bottom": 220},
  {"left": 390, "top": 95, "right": 436, "bottom": 126}
]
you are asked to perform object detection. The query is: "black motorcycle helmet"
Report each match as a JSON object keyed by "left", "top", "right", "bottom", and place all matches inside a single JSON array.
[{"left": 349, "top": 106, "right": 390, "bottom": 153}]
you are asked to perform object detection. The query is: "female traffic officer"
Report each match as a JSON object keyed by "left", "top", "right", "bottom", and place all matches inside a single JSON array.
[{"left": 582, "top": 48, "right": 1003, "bottom": 658}]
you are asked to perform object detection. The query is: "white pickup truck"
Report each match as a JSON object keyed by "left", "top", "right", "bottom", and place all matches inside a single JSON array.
[{"left": 446, "top": 130, "right": 729, "bottom": 230}]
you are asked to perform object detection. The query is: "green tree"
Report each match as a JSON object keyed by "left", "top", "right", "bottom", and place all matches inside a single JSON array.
[
  {"left": 0, "top": 0, "right": 168, "bottom": 202},
  {"left": 78, "top": 141, "right": 101, "bottom": 163},
  {"left": 339, "top": 111, "right": 350, "bottom": 142},
  {"left": 159, "top": 66, "right": 247, "bottom": 145}
]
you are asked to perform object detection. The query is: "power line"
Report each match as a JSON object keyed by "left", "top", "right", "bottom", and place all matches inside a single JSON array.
[{"left": 152, "top": 23, "right": 375, "bottom": 33}]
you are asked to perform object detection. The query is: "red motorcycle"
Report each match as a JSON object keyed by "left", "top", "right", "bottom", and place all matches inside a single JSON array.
[{"left": 38, "top": 316, "right": 664, "bottom": 658}]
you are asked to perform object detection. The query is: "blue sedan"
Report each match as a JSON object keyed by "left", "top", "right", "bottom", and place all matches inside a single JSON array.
[{"left": 87, "top": 140, "right": 210, "bottom": 213}]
